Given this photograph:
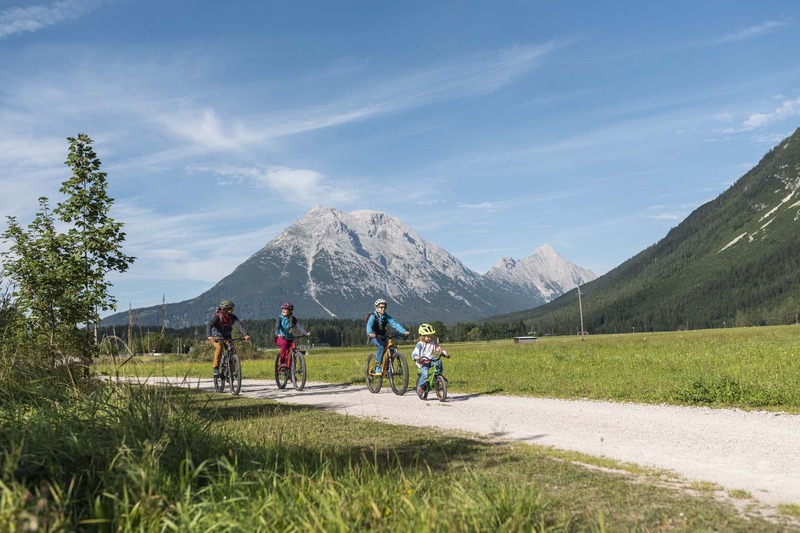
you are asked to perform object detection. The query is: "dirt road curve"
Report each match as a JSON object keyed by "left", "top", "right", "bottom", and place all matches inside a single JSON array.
[{"left": 124, "top": 376, "right": 800, "bottom": 507}]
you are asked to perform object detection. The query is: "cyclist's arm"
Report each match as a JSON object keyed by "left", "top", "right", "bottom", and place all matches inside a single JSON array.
[
  {"left": 233, "top": 319, "right": 249, "bottom": 340},
  {"left": 275, "top": 316, "right": 284, "bottom": 338},
  {"left": 366, "top": 314, "right": 376, "bottom": 338},
  {"left": 411, "top": 341, "right": 423, "bottom": 360},
  {"left": 206, "top": 316, "right": 216, "bottom": 341},
  {"left": 296, "top": 321, "right": 310, "bottom": 336},
  {"left": 386, "top": 316, "right": 408, "bottom": 335}
]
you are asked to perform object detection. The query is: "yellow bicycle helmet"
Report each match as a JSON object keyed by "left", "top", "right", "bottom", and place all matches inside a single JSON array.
[{"left": 418, "top": 323, "right": 436, "bottom": 336}]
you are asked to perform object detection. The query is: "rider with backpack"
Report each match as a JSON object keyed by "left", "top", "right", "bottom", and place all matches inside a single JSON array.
[
  {"left": 366, "top": 298, "right": 409, "bottom": 375},
  {"left": 206, "top": 300, "right": 251, "bottom": 377},
  {"left": 275, "top": 302, "right": 310, "bottom": 370}
]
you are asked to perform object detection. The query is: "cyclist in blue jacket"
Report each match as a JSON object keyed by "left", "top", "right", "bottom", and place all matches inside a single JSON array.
[
  {"left": 366, "top": 298, "right": 409, "bottom": 374},
  {"left": 275, "top": 302, "right": 310, "bottom": 369}
]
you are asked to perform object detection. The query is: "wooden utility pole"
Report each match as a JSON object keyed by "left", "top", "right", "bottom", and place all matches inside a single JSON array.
[
  {"left": 127, "top": 304, "right": 134, "bottom": 349},
  {"left": 578, "top": 285, "right": 585, "bottom": 341},
  {"left": 161, "top": 294, "right": 167, "bottom": 334}
]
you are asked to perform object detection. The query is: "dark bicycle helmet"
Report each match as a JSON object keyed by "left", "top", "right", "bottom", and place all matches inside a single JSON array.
[
  {"left": 220, "top": 300, "right": 235, "bottom": 310},
  {"left": 281, "top": 302, "right": 294, "bottom": 311}
]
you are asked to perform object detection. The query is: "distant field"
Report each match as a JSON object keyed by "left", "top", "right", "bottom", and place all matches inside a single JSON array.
[{"left": 101, "top": 325, "right": 800, "bottom": 412}]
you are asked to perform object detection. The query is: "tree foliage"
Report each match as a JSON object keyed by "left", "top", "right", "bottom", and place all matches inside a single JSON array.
[{"left": 1, "top": 134, "right": 134, "bottom": 363}]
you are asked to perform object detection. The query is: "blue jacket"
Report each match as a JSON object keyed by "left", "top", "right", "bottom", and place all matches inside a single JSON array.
[
  {"left": 275, "top": 314, "right": 308, "bottom": 340},
  {"left": 366, "top": 311, "right": 407, "bottom": 337}
]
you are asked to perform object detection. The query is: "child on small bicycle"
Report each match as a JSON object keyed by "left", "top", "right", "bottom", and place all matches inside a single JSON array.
[
  {"left": 206, "top": 300, "right": 251, "bottom": 377},
  {"left": 412, "top": 323, "right": 449, "bottom": 398},
  {"left": 366, "top": 298, "right": 409, "bottom": 374},
  {"left": 275, "top": 302, "right": 311, "bottom": 369}
]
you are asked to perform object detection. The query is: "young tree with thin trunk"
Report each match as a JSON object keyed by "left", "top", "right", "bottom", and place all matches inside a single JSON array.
[{"left": 2, "top": 134, "right": 135, "bottom": 370}]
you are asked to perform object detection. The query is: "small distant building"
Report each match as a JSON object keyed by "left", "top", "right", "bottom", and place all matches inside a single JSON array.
[{"left": 513, "top": 336, "right": 538, "bottom": 344}]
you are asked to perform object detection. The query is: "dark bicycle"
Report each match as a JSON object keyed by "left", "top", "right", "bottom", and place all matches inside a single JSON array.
[
  {"left": 275, "top": 337, "right": 308, "bottom": 391},
  {"left": 365, "top": 333, "right": 409, "bottom": 395},
  {"left": 212, "top": 337, "right": 243, "bottom": 396}
]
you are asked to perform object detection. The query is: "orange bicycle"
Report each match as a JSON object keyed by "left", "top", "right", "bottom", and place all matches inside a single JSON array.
[{"left": 365, "top": 333, "right": 409, "bottom": 395}]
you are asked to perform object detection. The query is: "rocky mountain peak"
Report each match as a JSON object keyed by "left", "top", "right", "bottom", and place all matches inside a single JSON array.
[{"left": 101, "top": 206, "right": 597, "bottom": 327}]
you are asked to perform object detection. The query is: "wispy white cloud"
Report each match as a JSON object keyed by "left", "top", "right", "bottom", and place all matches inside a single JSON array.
[
  {"left": 456, "top": 202, "right": 501, "bottom": 211},
  {"left": 2, "top": 41, "right": 558, "bottom": 159},
  {"left": 715, "top": 20, "right": 788, "bottom": 44},
  {"left": 741, "top": 97, "right": 800, "bottom": 130},
  {"left": 199, "top": 165, "right": 359, "bottom": 206},
  {"left": 0, "top": 0, "right": 108, "bottom": 38},
  {"left": 650, "top": 212, "right": 683, "bottom": 220},
  {"left": 112, "top": 203, "right": 284, "bottom": 283}
]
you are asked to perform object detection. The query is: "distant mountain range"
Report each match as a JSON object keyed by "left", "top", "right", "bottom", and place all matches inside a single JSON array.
[
  {"left": 102, "top": 207, "right": 596, "bottom": 327},
  {"left": 497, "top": 127, "right": 800, "bottom": 334}
]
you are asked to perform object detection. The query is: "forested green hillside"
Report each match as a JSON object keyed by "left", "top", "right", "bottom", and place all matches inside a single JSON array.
[{"left": 494, "top": 127, "right": 800, "bottom": 334}]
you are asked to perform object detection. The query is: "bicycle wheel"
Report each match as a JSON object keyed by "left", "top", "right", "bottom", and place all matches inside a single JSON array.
[
  {"left": 291, "top": 350, "right": 306, "bottom": 391},
  {"left": 214, "top": 368, "right": 225, "bottom": 393},
  {"left": 434, "top": 374, "right": 447, "bottom": 402},
  {"left": 388, "top": 351, "right": 409, "bottom": 395},
  {"left": 416, "top": 377, "right": 429, "bottom": 400},
  {"left": 365, "top": 353, "right": 383, "bottom": 393},
  {"left": 274, "top": 355, "right": 288, "bottom": 389},
  {"left": 228, "top": 353, "right": 242, "bottom": 396}
]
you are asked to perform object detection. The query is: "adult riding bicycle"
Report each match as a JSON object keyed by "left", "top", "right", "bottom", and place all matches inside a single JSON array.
[
  {"left": 416, "top": 353, "right": 450, "bottom": 401},
  {"left": 365, "top": 333, "right": 409, "bottom": 395},
  {"left": 212, "top": 337, "right": 244, "bottom": 395},
  {"left": 275, "top": 337, "right": 309, "bottom": 391}
]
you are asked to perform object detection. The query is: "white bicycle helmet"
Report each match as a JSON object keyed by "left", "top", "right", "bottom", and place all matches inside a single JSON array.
[{"left": 374, "top": 298, "right": 387, "bottom": 307}]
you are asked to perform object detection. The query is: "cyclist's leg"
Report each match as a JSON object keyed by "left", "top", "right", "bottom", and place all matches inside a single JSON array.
[
  {"left": 371, "top": 336, "right": 387, "bottom": 364},
  {"left": 417, "top": 363, "right": 430, "bottom": 390},
  {"left": 434, "top": 359, "right": 443, "bottom": 374},
  {"left": 212, "top": 341, "right": 223, "bottom": 374},
  {"left": 275, "top": 336, "right": 291, "bottom": 367}
]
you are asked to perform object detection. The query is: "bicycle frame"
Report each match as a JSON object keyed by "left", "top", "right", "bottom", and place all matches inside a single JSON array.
[
  {"left": 275, "top": 336, "right": 309, "bottom": 391},
  {"left": 365, "top": 333, "right": 409, "bottom": 395},
  {"left": 417, "top": 355, "right": 448, "bottom": 401},
  {"left": 213, "top": 337, "right": 244, "bottom": 396}
]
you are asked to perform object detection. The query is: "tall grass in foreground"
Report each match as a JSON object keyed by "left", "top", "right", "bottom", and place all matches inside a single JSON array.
[
  {"left": 107, "top": 325, "right": 800, "bottom": 411},
  {"left": 1, "top": 372, "right": 790, "bottom": 532}
]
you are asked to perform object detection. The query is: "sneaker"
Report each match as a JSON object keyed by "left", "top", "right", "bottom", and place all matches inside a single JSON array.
[
  {"left": 374, "top": 364, "right": 382, "bottom": 375},
  {"left": 417, "top": 386, "right": 425, "bottom": 398},
  {"left": 213, "top": 367, "right": 219, "bottom": 377}
]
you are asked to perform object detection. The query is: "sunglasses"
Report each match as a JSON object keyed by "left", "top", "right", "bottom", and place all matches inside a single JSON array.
[{"left": 377, "top": 305, "right": 387, "bottom": 309}]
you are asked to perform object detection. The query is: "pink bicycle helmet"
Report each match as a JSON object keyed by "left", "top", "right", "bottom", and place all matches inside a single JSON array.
[{"left": 281, "top": 302, "right": 294, "bottom": 311}]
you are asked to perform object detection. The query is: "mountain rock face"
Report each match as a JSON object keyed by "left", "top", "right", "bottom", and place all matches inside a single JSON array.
[
  {"left": 503, "top": 127, "right": 800, "bottom": 334},
  {"left": 485, "top": 244, "right": 597, "bottom": 301},
  {"left": 102, "top": 207, "right": 595, "bottom": 327}
]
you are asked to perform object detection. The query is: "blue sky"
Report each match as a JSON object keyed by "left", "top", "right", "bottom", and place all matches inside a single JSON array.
[{"left": 2, "top": 0, "right": 800, "bottom": 315}]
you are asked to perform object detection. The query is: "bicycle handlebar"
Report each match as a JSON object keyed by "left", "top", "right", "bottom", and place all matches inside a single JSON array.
[
  {"left": 375, "top": 332, "right": 409, "bottom": 339},
  {"left": 210, "top": 336, "right": 249, "bottom": 342}
]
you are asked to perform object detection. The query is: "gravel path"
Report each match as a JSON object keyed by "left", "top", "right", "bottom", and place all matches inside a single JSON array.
[{"left": 125, "top": 376, "right": 800, "bottom": 507}]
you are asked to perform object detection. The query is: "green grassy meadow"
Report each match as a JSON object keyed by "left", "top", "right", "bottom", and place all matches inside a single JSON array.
[
  {"left": 110, "top": 325, "right": 800, "bottom": 412},
  {"left": 4, "top": 326, "right": 799, "bottom": 530}
]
